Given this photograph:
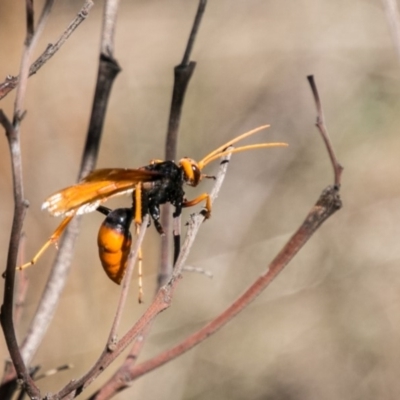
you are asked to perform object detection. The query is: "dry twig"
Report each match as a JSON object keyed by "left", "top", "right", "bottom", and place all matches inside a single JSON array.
[
  {"left": 0, "top": 1, "right": 94, "bottom": 101},
  {"left": 1, "top": 1, "right": 56, "bottom": 397}
]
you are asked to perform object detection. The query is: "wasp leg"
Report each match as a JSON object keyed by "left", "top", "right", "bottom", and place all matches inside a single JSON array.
[
  {"left": 171, "top": 204, "right": 182, "bottom": 265},
  {"left": 17, "top": 214, "right": 75, "bottom": 271},
  {"left": 135, "top": 225, "right": 144, "bottom": 303},
  {"left": 149, "top": 159, "right": 164, "bottom": 165},
  {"left": 134, "top": 182, "right": 142, "bottom": 226},
  {"left": 148, "top": 203, "right": 164, "bottom": 235},
  {"left": 183, "top": 193, "right": 212, "bottom": 219},
  {"left": 97, "top": 205, "right": 112, "bottom": 216},
  {"left": 172, "top": 213, "right": 181, "bottom": 265}
]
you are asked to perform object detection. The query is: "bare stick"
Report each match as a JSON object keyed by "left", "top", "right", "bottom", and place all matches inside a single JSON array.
[
  {"left": 0, "top": 235, "right": 30, "bottom": 390},
  {"left": 0, "top": 1, "right": 56, "bottom": 397},
  {"left": 181, "top": 0, "right": 207, "bottom": 67},
  {"left": 0, "top": 111, "right": 32, "bottom": 394},
  {"left": 25, "top": 0, "right": 35, "bottom": 41},
  {"left": 14, "top": 0, "right": 55, "bottom": 123},
  {"left": 13, "top": 235, "right": 29, "bottom": 333},
  {"left": 381, "top": 0, "right": 400, "bottom": 63},
  {"left": 107, "top": 216, "right": 149, "bottom": 348},
  {"left": 0, "top": 1, "right": 94, "bottom": 101},
  {"left": 160, "top": 0, "right": 208, "bottom": 288},
  {"left": 100, "top": 0, "right": 120, "bottom": 56},
  {"left": 307, "top": 75, "right": 343, "bottom": 187}
]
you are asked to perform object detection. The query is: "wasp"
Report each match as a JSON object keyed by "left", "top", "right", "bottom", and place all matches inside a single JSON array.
[{"left": 18, "top": 125, "right": 287, "bottom": 290}]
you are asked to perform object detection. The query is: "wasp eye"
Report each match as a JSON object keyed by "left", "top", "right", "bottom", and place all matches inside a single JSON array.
[{"left": 179, "top": 158, "right": 202, "bottom": 187}]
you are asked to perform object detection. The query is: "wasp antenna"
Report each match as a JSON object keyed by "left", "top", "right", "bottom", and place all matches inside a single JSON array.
[
  {"left": 200, "top": 142, "right": 287, "bottom": 168},
  {"left": 198, "top": 124, "right": 271, "bottom": 169}
]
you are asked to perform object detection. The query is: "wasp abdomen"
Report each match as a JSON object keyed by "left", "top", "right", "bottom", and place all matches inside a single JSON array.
[{"left": 97, "top": 208, "right": 133, "bottom": 285}]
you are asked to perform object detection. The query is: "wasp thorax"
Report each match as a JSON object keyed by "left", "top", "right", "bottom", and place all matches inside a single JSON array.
[{"left": 179, "top": 158, "right": 202, "bottom": 187}]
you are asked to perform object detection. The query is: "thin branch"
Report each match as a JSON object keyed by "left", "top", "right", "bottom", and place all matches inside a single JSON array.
[
  {"left": 14, "top": 0, "right": 55, "bottom": 124},
  {"left": 14, "top": 234, "right": 30, "bottom": 331},
  {"left": 381, "top": 0, "right": 400, "bottom": 63},
  {"left": 79, "top": 55, "right": 121, "bottom": 178},
  {"left": 165, "top": 0, "right": 208, "bottom": 159},
  {"left": 0, "top": 111, "right": 33, "bottom": 395},
  {"left": 25, "top": 0, "right": 35, "bottom": 42},
  {"left": 107, "top": 217, "right": 149, "bottom": 348},
  {"left": 160, "top": 0, "right": 208, "bottom": 288},
  {"left": 181, "top": 0, "right": 207, "bottom": 67},
  {"left": 100, "top": 0, "right": 120, "bottom": 56},
  {"left": 0, "top": 0, "right": 94, "bottom": 101},
  {"left": 307, "top": 75, "right": 343, "bottom": 187},
  {"left": 1, "top": 2, "right": 56, "bottom": 398}
]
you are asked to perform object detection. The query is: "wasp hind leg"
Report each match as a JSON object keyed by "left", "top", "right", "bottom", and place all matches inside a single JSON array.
[{"left": 17, "top": 214, "right": 75, "bottom": 271}]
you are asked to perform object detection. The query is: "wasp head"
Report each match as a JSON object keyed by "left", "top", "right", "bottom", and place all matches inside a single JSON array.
[{"left": 179, "top": 158, "right": 202, "bottom": 187}]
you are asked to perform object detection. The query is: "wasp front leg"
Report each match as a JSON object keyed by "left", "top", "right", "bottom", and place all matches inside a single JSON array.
[
  {"left": 183, "top": 193, "right": 212, "bottom": 219},
  {"left": 148, "top": 202, "right": 164, "bottom": 235}
]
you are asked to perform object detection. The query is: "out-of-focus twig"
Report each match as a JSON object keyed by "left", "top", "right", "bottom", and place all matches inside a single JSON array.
[
  {"left": 160, "top": 0, "right": 207, "bottom": 288},
  {"left": 13, "top": 234, "right": 29, "bottom": 330},
  {"left": 381, "top": 0, "right": 400, "bottom": 63},
  {"left": 307, "top": 75, "right": 343, "bottom": 187},
  {"left": 0, "top": 0, "right": 94, "bottom": 101},
  {"left": 14, "top": 0, "right": 55, "bottom": 124},
  {"left": 1, "top": 1, "right": 56, "bottom": 397},
  {"left": 107, "top": 216, "right": 149, "bottom": 348}
]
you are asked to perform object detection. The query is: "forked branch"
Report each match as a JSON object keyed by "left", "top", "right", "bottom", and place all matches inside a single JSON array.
[
  {"left": 1, "top": 1, "right": 57, "bottom": 398},
  {"left": 0, "top": 1, "right": 94, "bottom": 101},
  {"left": 307, "top": 75, "right": 343, "bottom": 187}
]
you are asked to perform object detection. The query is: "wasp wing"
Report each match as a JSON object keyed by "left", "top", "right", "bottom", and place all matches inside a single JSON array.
[{"left": 42, "top": 168, "right": 163, "bottom": 217}]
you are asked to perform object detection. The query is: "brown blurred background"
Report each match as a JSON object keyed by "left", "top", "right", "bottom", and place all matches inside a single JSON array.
[{"left": 1, "top": 0, "right": 400, "bottom": 399}]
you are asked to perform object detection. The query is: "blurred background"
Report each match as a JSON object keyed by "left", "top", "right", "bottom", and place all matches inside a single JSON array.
[{"left": 1, "top": 0, "right": 400, "bottom": 399}]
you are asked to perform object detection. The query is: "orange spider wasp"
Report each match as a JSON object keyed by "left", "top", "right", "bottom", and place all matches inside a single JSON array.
[{"left": 18, "top": 125, "right": 287, "bottom": 293}]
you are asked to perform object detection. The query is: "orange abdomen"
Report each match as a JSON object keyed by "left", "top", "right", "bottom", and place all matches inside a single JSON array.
[{"left": 97, "top": 208, "right": 133, "bottom": 284}]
